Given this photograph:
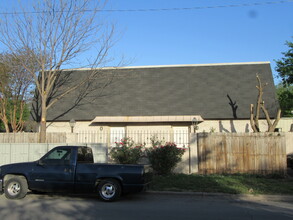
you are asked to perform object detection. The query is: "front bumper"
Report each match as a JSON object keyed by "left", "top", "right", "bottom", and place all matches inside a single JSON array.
[{"left": 0, "top": 178, "right": 3, "bottom": 194}]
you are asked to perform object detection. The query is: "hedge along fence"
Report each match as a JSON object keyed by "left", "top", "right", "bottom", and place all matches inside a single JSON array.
[{"left": 196, "top": 132, "right": 287, "bottom": 175}]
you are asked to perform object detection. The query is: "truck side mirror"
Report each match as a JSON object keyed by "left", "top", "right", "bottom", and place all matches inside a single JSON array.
[{"left": 38, "top": 159, "right": 45, "bottom": 166}]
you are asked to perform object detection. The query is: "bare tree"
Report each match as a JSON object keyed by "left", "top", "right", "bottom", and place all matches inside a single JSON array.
[
  {"left": 250, "top": 74, "right": 281, "bottom": 132},
  {"left": 0, "top": 50, "right": 36, "bottom": 132},
  {"left": 0, "top": 0, "right": 116, "bottom": 141},
  {"left": 0, "top": 62, "right": 10, "bottom": 132}
]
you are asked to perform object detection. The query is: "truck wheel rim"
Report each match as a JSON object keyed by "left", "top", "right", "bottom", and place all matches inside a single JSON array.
[
  {"left": 101, "top": 183, "right": 115, "bottom": 199},
  {"left": 7, "top": 182, "right": 21, "bottom": 196}
]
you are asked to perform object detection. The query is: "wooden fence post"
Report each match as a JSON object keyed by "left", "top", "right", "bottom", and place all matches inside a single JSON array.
[{"left": 189, "top": 133, "right": 199, "bottom": 173}]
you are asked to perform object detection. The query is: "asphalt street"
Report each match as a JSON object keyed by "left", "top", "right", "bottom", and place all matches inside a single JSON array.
[{"left": 0, "top": 192, "right": 292, "bottom": 220}]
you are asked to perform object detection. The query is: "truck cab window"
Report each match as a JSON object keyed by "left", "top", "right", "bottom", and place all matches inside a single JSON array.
[
  {"left": 77, "top": 147, "right": 94, "bottom": 164},
  {"left": 42, "top": 149, "right": 71, "bottom": 165}
]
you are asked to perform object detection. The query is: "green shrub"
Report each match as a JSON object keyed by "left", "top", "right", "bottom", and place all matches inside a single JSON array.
[
  {"left": 146, "top": 142, "right": 185, "bottom": 175},
  {"left": 110, "top": 137, "right": 144, "bottom": 164}
]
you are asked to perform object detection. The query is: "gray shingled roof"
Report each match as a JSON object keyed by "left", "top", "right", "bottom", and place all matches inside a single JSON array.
[{"left": 44, "top": 62, "right": 279, "bottom": 121}]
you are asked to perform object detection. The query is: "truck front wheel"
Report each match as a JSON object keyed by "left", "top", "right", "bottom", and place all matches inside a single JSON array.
[
  {"left": 97, "top": 179, "right": 121, "bottom": 202},
  {"left": 4, "top": 176, "right": 28, "bottom": 199}
]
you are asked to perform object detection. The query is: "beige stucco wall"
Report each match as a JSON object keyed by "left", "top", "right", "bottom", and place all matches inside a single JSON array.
[
  {"left": 197, "top": 119, "right": 270, "bottom": 133},
  {"left": 278, "top": 118, "right": 293, "bottom": 132},
  {"left": 46, "top": 118, "right": 291, "bottom": 134},
  {"left": 47, "top": 122, "right": 185, "bottom": 132},
  {"left": 285, "top": 132, "right": 293, "bottom": 154},
  {"left": 192, "top": 118, "right": 291, "bottom": 133},
  {"left": 46, "top": 119, "right": 293, "bottom": 152},
  {"left": 46, "top": 121, "right": 102, "bottom": 133}
]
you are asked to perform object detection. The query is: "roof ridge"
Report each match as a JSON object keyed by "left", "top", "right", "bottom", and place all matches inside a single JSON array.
[{"left": 63, "top": 61, "right": 270, "bottom": 71}]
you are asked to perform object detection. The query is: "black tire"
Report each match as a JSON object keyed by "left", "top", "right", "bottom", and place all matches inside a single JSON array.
[
  {"left": 97, "top": 179, "right": 121, "bottom": 202},
  {"left": 4, "top": 176, "right": 28, "bottom": 199}
]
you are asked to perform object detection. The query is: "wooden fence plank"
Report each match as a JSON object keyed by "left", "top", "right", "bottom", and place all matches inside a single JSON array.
[
  {"left": 197, "top": 132, "right": 286, "bottom": 175},
  {"left": 0, "top": 133, "right": 66, "bottom": 143}
]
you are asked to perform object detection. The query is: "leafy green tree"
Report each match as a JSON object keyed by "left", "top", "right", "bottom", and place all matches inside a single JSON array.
[
  {"left": 275, "top": 38, "right": 293, "bottom": 86},
  {"left": 276, "top": 84, "right": 293, "bottom": 117}
]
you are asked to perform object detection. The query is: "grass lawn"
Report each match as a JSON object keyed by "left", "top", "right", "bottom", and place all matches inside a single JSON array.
[{"left": 150, "top": 173, "right": 293, "bottom": 195}]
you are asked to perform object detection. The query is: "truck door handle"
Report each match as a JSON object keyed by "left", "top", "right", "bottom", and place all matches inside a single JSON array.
[{"left": 64, "top": 168, "right": 72, "bottom": 173}]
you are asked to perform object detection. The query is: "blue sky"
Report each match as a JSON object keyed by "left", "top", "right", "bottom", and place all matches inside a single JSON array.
[
  {"left": 1, "top": 0, "right": 293, "bottom": 84},
  {"left": 104, "top": 0, "right": 293, "bottom": 84}
]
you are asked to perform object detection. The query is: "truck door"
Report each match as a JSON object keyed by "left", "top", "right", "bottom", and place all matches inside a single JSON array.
[{"left": 29, "top": 148, "right": 75, "bottom": 192}]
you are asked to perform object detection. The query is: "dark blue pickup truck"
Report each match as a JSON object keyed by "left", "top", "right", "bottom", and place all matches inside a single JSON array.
[{"left": 0, "top": 146, "right": 152, "bottom": 201}]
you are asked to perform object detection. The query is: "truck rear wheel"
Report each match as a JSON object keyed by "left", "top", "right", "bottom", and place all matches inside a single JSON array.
[
  {"left": 97, "top": 179, "right": 121, "bottom": 202},
  {"left": 4, "top": 176, "right": 28, "bottom": 199}
]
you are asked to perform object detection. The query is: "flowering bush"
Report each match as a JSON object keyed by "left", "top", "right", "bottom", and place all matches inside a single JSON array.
[
  {"left": 109, "top": 137, "right": 144, "bottom": 164},
  {"left": 146, "top": 141, "right": 185, "bottom": 175}
]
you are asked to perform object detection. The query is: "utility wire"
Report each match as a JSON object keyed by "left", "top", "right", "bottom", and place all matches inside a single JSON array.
[
  {"left": 101, "top": 0, "right": 293, "bottom": 12},
  {"left": 0, "top": 0, "right": 292, "bottom": 15}
]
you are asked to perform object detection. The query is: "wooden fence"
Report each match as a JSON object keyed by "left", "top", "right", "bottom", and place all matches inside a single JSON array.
[
  {"left": 0, "top": 132, "right": 67, "bottom": 143},
  {"left": 197, "top": 133, "right": 287, "bottom": 174},
  {"left": 0, "top": 130, "right": 189, "bottom": 147},
  {"left": 0, "top": 131, "right": 289, "bottom": 175}
]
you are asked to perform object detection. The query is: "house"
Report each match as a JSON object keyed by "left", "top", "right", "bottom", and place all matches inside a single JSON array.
[{"left": 38, "top": 61, "right": 280, "bottom": 146}]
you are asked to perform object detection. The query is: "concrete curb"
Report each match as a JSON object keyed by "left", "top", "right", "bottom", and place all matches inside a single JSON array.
[{"left": 146, "top": 191, "right": 293, "bottom": 202}]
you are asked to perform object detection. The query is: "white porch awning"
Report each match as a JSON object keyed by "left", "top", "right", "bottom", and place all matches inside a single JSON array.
[{"left": 91, "top": 115, "right": 204, "bottom": 123}]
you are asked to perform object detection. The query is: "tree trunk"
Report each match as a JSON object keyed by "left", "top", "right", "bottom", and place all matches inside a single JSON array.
[
  {"left": 262, "top": 107, "right": 282, "bottom": 132},
  {"left": 0, "top": 104, "right": 10, "bottom": 133},
  {"left": 270, "top": 109, "right": 281, "bottom": 132},
  {"left": 250, "top": 104, "right": 258, "bottom": 132},
  {"left": 39, "top": 120, "right": 46, "bottom": 143},
  {"left": 3, "top": 118, "right": 10, "bottom": 133},
  {"left": 250, "top": 74, "right": 281, "bottom": 132},
  {"left": 6, "top": 101, "right": 26, "bottom": 133},
  {"left": 39, "top": 97, "right": 47, "bottom": 143}
]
